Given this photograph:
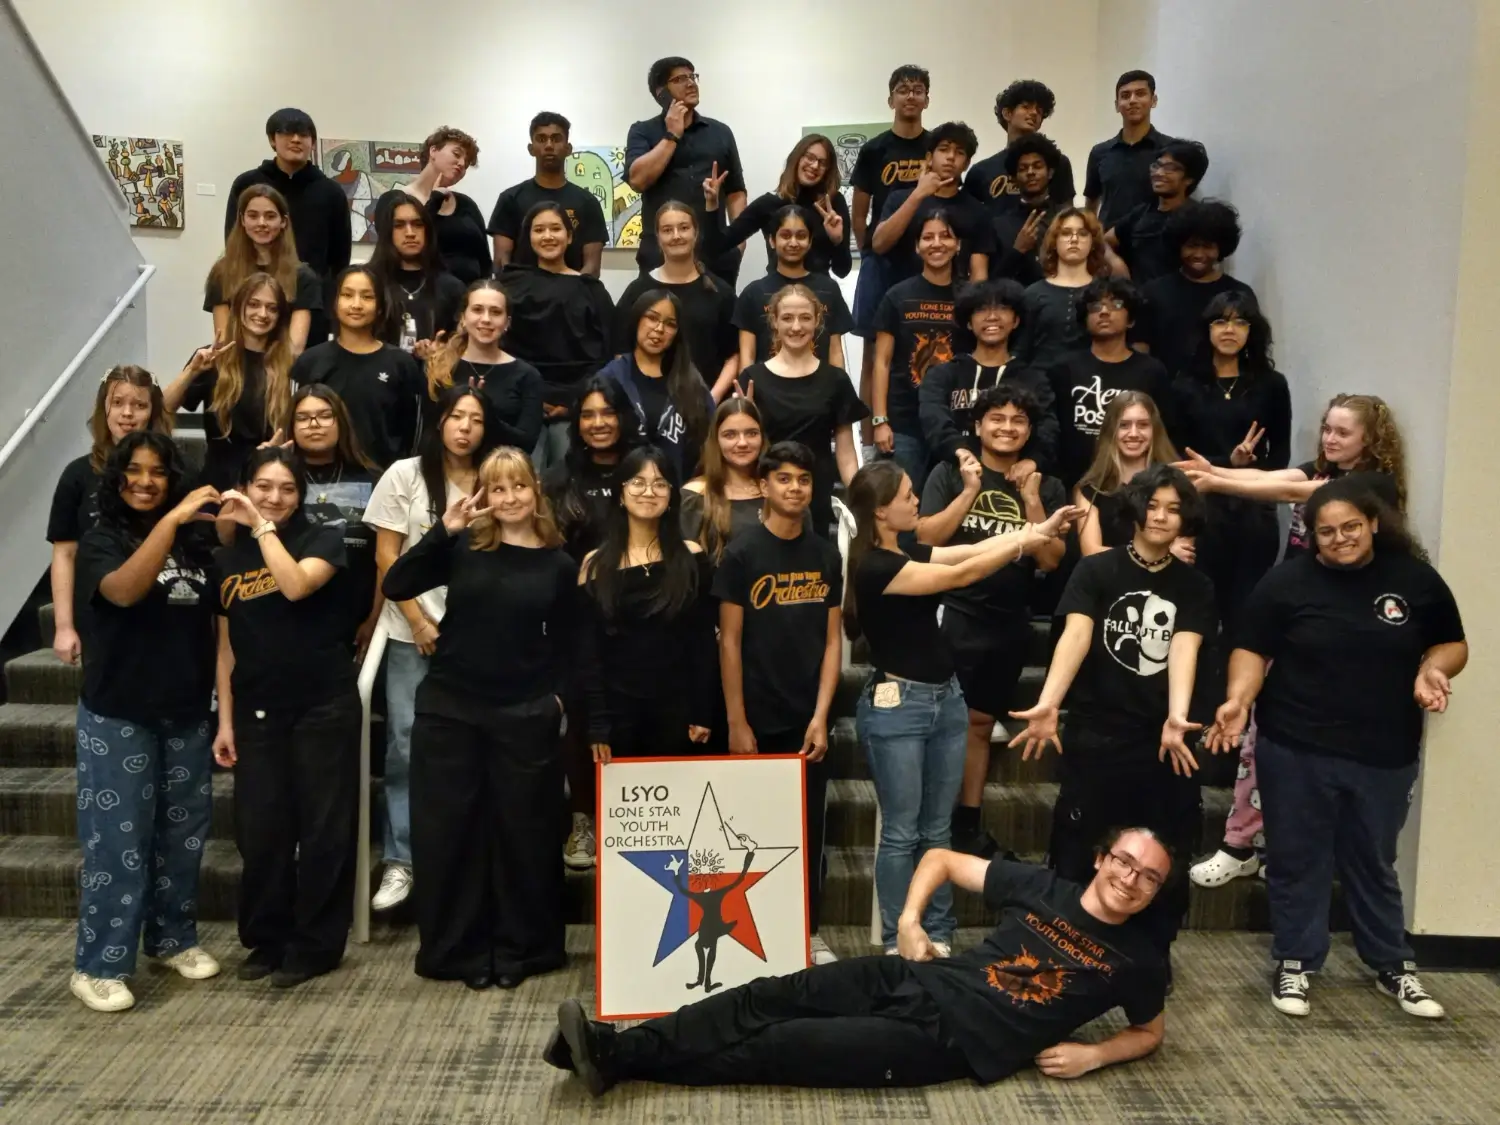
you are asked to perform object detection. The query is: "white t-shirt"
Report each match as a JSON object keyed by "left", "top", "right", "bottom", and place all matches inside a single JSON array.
[{"left": 365, "top": 456, "right": 466, "bottom": 644}]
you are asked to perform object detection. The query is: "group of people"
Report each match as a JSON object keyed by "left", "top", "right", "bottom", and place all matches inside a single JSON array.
[{"left": 46, "top": 54, "right": 1467, "bottom": 1100}]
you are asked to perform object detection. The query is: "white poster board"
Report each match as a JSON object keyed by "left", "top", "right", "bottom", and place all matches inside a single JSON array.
[{"left": 596, "top": 755, "right": 809, "bottom": 1021}]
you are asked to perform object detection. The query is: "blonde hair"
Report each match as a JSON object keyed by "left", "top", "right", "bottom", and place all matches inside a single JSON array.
[
  {"left": 467, "top": 447, "right": 563, "bottom": 550},
  {"left": 88, "top": 365, "right": 173, "bottom": 472},
  {"left": 426, "top": 279, "right": 508, "bottom": 400},
  {"left": 764, "top": 283, "right": 826, "bottom": 357},
  {"left": 214, "top": 273, "right": 294, "bottom": 438},
  {"left": 1316, "top": 393, "right": 1408, "bottom": 509},
  {"left": 696, "top": 397, "right": 766, "bottom": 562},
  {"left": 1077, "top": 391, "right": 1178, "bottom": 495},
  {"left": 208, "top": 185, "right": 300, "bottom": 312},
  {"left": 1040, "top": 207, "right": 1108, "bottom": 278}
]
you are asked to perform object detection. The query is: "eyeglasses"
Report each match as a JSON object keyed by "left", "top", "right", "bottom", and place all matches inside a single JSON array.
[
  {"left": 800, "top": 153, "right": 830, "bottom": 169},
  {"left": 1086, "top": 298, "right": 1128, "bottom": 313},
  {"left": 625, "top": 477, "right": 673, "bottom": 496},
  {"left": 1150, "top": 159, "right": 1185, "bottom": 173},
  {"left": 891, "top": 84, "right": 928, "bottom": 98},
  {"left": 1057, "top": 230, "right": 1089, "bottom": 242},
  {"left": 667, "top": 72, "right": 700, "bottom": 86},
  {"left": 1105, "top": 850, "right": 1165, "bottom": 891},
  {"left": 294, "top": 409, "right": 336, "bottom": 426},
  {"left": 642, "top": 311, "right": 679, "bottom": 330},
  {"left": 1211, "top": 317, "right": 1252, "bottom": 330}
]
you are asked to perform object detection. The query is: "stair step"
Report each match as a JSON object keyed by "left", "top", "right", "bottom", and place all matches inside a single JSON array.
[
  {"left": 825, "top": 714, "right": 1062, "bottom": 784},
  {"left": 0, "top": 704, "right": 80, "bottom": 767},
  {"left": 38, "top": 603, "right": 55, "bottom": 648},
  {"left": 0, "top": 767, "right": 238, "bottom": 839},
  {"left": 824, "top": 779, "right": 1232, "bottom": 853},
  {"left": 4, "top": 650, "right": 82, "bottom": 706},
  {"left": 0, "top": 833, "right": 596, "bottom": 922}
]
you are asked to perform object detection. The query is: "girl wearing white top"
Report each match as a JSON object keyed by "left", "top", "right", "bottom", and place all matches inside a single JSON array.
[{"left": 363, "top": 385, "right": 491, "bottom": 910}]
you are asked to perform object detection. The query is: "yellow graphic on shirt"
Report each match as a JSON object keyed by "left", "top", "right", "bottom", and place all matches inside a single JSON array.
[
  {"left": 880, "top": 158, "right": 926, "bottom": 186},
  {"left": 220, "top": 568, "right": 279, "bottom": 607},
  {"left": 962, "top": 490, "right": 1026, "bottom": 536},
  {"left": 749, "top": 570, "right": 831, "bottom": 610}
]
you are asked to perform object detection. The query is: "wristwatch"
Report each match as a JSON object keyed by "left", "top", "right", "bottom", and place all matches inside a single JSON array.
[
  {"left": 871, "top": 415, "right": 889, "bottom": 426},
  {"left": 665, "top": 130, "right": 683, "bottom": 144}
]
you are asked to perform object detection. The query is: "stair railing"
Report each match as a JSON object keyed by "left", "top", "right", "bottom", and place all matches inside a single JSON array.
[{"left": 352, "top": 622, "right": 390, "bottom": 943}]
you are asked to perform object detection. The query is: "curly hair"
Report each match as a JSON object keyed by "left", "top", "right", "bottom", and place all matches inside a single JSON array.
[
  {"left": 954, "top": 278, "right": 1027, "bottom": 333},
  {"left": 1316, "top": 394, "right": 1408, "bottom": 510},
  {"left": 926, "top": 121, "right": 979, "bottom": 160},
  {"left": 1164, "top": 198, "right": 1242, "bottom": 258},
  {"left": 995, "top": 80, "right": 1056, "bottom": 127},
  {"left": 420, "top": 126, "right": 479, "bottom": 169},
  {"left": 1004, "top": 132, "right": 1064, "bottom": 175},
  {"left": 96, "top": 430, "right": 191, "bottom": 539},
  {"left": 1039, "top": 207, "right": 1108, "bottom": 277},
  {"left": 1304, "top": 475, "right": 1421, "bottom": 560}
]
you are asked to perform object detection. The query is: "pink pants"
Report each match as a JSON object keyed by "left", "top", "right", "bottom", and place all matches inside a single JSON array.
[{"left": 1222, "top": 717, "right": 1264, "bottom": 849}]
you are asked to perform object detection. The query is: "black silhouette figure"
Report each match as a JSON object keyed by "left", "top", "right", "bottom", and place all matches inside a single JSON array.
[{"left": 671, "top": 849, "right": 756, "bottom": 993}]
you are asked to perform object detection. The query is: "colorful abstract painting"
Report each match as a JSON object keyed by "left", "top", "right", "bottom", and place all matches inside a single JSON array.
[
  {"left": 319, "top": 138, "right": 423, "bottom": 244},
  {"left": 92, "top": 135, "right": 184, "bottom": 229},
  {"left": 803, "top": 122, "right": 888, "bottom": 253},
  {"left": 566, "top": 145, "right": 643, "bottom": 248}
]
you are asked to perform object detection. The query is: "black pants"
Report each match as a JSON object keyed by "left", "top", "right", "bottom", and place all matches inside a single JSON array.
[
  {"left": 760, "top": 729, "right": 830, "bottom": 934},
  {"left": 1197, "top": 496, "right": 1280, "bottom": 637},
  {"left": 409, "top": 694, "right": 567, "bottom": 978},
  {"left": 232, "top": 690, "right": 361, "bottom": 971},
  {"left": 614, "top": 955, "right": 972, "bottom": 1088},
  {"left": 606, "top": 691, "right": 693, "bottom": 759},
  {"left": 1049, "top": 726, "right": 1200, "bottom": 950}
]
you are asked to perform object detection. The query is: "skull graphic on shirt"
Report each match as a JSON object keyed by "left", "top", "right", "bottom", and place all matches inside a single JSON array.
[{"left": 1102, "top": 590, "right": 1178, "bottom": 676}]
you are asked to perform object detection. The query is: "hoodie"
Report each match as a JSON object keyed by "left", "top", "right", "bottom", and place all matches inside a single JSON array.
[
  {"left": 224, "top": 159, "right": 352, "bottom": 283},
  {"left": 498, "top": 265, "right": 617, "bottom": 407},
  {"left": 918, "top": 354, "right": 1058, "bottom": 472},
  {"left": 597, "top": 355, "right": 714, "bottom": 483}
]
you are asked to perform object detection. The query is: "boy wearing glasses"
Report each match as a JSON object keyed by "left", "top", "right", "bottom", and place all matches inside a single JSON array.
[
  {"left": 1105, "top": 139, "right": 1209, "bottom": 284},
  {"left": 550, "top": 827, "right": 1171, "bottom": 1095},
  {"left": 1048, "top": 276, "right": 1173, "bottom": 489},
  {"left": 713, "top": 442, "right": 843, "bottom": 966},
  {"left": 626, "top": 56, "right": 747, "bottom": 284}
]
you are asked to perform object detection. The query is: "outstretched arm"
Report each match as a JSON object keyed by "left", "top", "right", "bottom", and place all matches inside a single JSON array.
[{"left": 727, "top": 848, "right": 756, "bottom": 890}]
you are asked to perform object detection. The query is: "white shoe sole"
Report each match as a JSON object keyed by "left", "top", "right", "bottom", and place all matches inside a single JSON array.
[
  {"left": 1190, "top": 851, "right": 1262, "bottom": 888},
  {"left": 1376, "top": 982, "right": 1445, "bottom": 1019},
  {"left": 71, "top": 977, "right": 135, "bottom": 1013},
  {"left": 1271, "top": 996, "right": 1310, "bottom": 1017},
  {"left": 159, "top": 955, "right": 220, "bottom": 980},
  {"left": 562, "top": 851, "right": 597, "bottom": 871}
]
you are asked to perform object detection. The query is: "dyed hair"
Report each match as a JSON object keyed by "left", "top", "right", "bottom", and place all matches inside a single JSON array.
[
  {"left": 841, "top": 460, "right": 907, "bottom": 641},
  {"left": 426, "top": 278, "right": 509, "bottom": 399},
  {"left": 289, "top": 384, "right": 377, "bottom": 471},
  {"left": 582, "top": 445, "right": 699, "bottom": 620},
  {"left": 88, "top": 365, "right": 171, "bottom": 473},
  {"left": 1040, "top": 207, "right": 1108, "bottom": 278},
  {"left": 213, "top": 272, "right": 294, "bottom": 440},
  {"left": 467, "top": 447, "right": 562, "bottom": 550},
  {"left": 207, "top": 184, "right": 299, "bottom": 311},
  {"left": 1315, "top": 394, "right": 1408, "bottom": 509},
  {"left": 694, "top": 397, "right": 766, "bottom": 563},
  {"left": 1078, "top": 391, "right": 1178, "bottom": 496},
  {"left": 776, "top": 134, "right": 840, "bottom": 200}
]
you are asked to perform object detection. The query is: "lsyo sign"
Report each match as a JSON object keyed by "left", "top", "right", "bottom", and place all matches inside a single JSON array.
[{"left": 595, "top": 755, "right": 809, "bottom": 1020}]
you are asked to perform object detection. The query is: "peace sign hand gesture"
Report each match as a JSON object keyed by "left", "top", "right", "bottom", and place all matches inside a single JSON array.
[
  {"left": 1230, "top": 422, "right": 1266, "bottom": 467},
  {"left": 702, "top": 161, "right": 729, "bottom": 211},
  {"left": 1014, "top": 209, "right": 1047, "bottom": 254},
  {"left": 185, "top": 342, "right": 233, "bottom": 377},
  {"left": 441, "top": 485, "right": 493, "bottom": 533},
  {"left": 256, "top": 428, "right": 294, "bottom": 452},
  {"left": 814, "top": 194, "right": 845, "bottom": 243}
]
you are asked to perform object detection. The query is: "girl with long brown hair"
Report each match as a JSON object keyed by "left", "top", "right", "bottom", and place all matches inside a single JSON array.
[
  {"left": 165, "top": 272, "right": 294, "bottom": 490},
  {"left": 424, "top": 278, "right": 543, "bottom": 451},
  {"left": 682, "top": 397, "right": 770, "bottom": 563},
  {"left": 383, "top": 447, "right": 575, "bottom": 991},
  {"left": 206, "top": 185, "right": 321, "bottom": 354},
  {"left": 1013, "top": 207, "right": 1109, "bottom": 371},
  {"left": 48, "top": 366, "right": 172, "bottom": 665},
  {"left": 1075, "top": 391, "right": 1181, "bottom": 556}
]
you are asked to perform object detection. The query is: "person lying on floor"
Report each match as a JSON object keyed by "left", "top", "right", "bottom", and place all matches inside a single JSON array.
[{"left": 549, "top": 826, "right": 1171, "bottom": 1095}]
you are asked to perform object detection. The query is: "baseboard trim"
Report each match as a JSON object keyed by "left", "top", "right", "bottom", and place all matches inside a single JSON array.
[{"left": 1409, "top": 933, "right": 1500, "bottom": 970}]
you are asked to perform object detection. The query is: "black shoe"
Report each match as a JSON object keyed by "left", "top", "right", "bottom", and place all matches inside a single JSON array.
[
  {"left": 270, "top": 963, "right": 334, "bottom": 989},
  {"left": 464, "top": 971, "right": 494, "bottom": 991},
  {"left": 237, "top": 948, "right": 282, "bottom": 982},
  {"left": 542, "top": 1026, "right": 575, "bottom": 1072},
  {"left": 1164, "top": 953, "right": 1174, "bottom": 996},
  {"left": 557, "top": 998, "right": 615, "bottom": 1097},
  {"left": 496, "top": 971, "right": 527, "bottom": 990}
]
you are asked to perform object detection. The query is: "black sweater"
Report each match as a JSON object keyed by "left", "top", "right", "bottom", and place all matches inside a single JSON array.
[
  {"left": 383, "top": 524, "right": 577, "bottom": 711},
  {"left": 544, "top": 457, "right": 625, "bottom": 562},
  {"left": 498, "top": 265, "right": 616, "bottom": 406},
  {"left": 919, "top": 355, "right": 1058, "bottom": 471},
  {"left": 576, "top": 553, "right": 718, "bottom": 742},
  {"left": 224, "top": 160, "right": 351, "bottom": 282},
  {"left": 1170, "top": 366, "right": 1293, "bottom": 469},
  {"left": 706, "top": 189, "right": 853, "bottom": 277}
]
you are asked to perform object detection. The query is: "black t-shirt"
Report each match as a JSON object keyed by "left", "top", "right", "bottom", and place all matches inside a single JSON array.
[
  {"left": 625, "top": 111, "right": 746, "bottom": 279},
  {"left": 1055, "top": 547, "right": 1217, "bottom": 744},
  {"left": 1112, "top": 203, "right": 1178, "bottom": 285},
  {"left": 48, "top": 455, "right": 101, "bottom": 543},
  {"left": 1013, "top": 280, "right": 1088, "bottom": 373},
  {"left": 962, "top": 148, "right": 1078, "bottom": 210},
  {"left": 289, "top": 341, "right": 423, "bottom": 470},
  {"left": 1049, "top": 350, "right": 1174, "bottom": 489},
  {"left": 713, "top": 525, "right": 842, "bottom": 740},
  {"left": 1078, "top": 483, "right": 1134, "bottom": 549},
  {"left": 920, "top": 463, "right": 1066, "bottom": 624},
  {"left": 732, "top": 270, "right": 854, "bottom": 363},
  {"left": 1239, "top": 551, "right": 1464, "bottom": 768},
  {"left": 709, "top": 189, "right": 853, "bottom": 278},
  {"left": 874, "top": 276, "right": 970, "bottom": 436},
  {"left": 216, "top": 519, "right": 352, "bottom": 709},
  {"left": 181, "top": 348, "right": 274, "bottom": 490},
  {"left": 546, "top": 457, "right": 624, "bottom": 563},
  {"left": 632, "top": 364, "right": 673, "bottom": 445},
  {"left": 498, "top": 265, "right": 616, "bottom": 405},
  {"left": 853, "top": 543, "right": 951, "bottom": 684},
  {"left": 849, "top": 128, "right": 931, "bottom": 252},
  {"left": 203, "top": 262, "right": 322, "bottom": 314},
  {"left": 1140, "top": 272, "right": 1256, "bottom": 378},
  {"left": 739, "top": 362, "right": 868, "bottom": 531},
  {"left": 486, "top": 179, "right": 609, "bottom": 274},
  {"left": 429, "top": 191, "right": 493, "bottom": 285},
  {"left": 301, "top": 463, "right": 378, "bottom": 640},
  {"left": 76, "top": 522, "right": 216, "bottom": 723},
  {"left": 909, "top": 860, "right": 1166, "bottom": 1085},
  {"left": 614, "top": 273, "right": 737, "bottom": 388},
  {"left": 877, "top": 188, "right": 995, "bottom": 285},
  {"left": 388, "top": 268, "right": 466, "bottom": 349},
  {"left": 1084, "top": 127, "right": 1174, "bottom": 231},
  {"left": 1286, "top": 463, "right": 1401, "bottom": 553}
]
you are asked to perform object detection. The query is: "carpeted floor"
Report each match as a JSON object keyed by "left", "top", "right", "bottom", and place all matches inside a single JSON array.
[{"left": 1, "top": 921, "right": 1496, "bottom": 1124}]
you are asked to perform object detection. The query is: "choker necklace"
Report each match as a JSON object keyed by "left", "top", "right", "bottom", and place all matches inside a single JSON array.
[{"left": 1127, "top": 542, "right": 1172, "bottom": 571}]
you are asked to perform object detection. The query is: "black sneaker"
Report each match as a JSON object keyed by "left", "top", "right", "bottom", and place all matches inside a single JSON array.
[
  {"left": 236, "top": 948, "right": 282, "bottom": 982},
  {"left": 953, "top": 829, "right": 1001, "bottom": 859},
  {"left": 1270, "top": 960, "right": 1311, "bottom": 1017},
  {"left": 542, "top": 1026, "right": 575, "bottom": 1071},
  {"left": 1376, "top": 964, "right": 1445, "bottom": 1019},
  {"left": 557, "top": 998, "right": 616, "bottom": 1097}
]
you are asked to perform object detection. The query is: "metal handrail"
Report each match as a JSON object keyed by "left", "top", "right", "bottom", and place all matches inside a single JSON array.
[
  {"left": 0, "top": 263, "right": 154, "bottom": 474},
  {"left": 352, "top": 622, "right": 390, "bottom": 943},
  {"left": 830, "top": 495, "right": 858, "bottom": 671}
]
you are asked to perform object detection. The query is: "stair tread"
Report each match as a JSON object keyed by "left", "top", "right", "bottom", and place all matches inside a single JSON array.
[
  {"left": 0, "top": 832, "right": 242, "bottom": 868},
  {"left": 826, "top": 778, "right": 1234, "bottom": 805}
]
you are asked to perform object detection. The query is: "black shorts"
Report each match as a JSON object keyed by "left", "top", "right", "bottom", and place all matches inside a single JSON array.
[{"left": 939, "top": 609, "right": 1029, "bottom": 719}]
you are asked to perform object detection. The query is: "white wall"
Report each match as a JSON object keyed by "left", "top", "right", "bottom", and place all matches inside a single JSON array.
[{"left": 16, "top": 0, "right": 1122, "bottom": 374}]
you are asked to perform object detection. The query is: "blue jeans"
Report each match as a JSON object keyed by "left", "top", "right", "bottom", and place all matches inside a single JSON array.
[
  {"left": 532, "top": 418, "right": 570, "bottom": 476},
  {"left": 1257, "top": 733, "right": 1418, "bottom": 973},
  {"left": 74, "top": 706, "right": 214, "bottom": 978},
  {"left": 856, "top": 675, "right": 968, "bottom": 947},
  {"left": 885, "top": 430, "right": 930, "bottom": 495},
  {"left": 382, "top": 640, "right": 429, "bottom": 868}
]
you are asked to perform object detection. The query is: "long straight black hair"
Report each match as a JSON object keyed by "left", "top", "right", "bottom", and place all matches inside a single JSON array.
[
  {"left": 97, "top": 430, "right": 191, "bottom": 545},
  {"left": 841, "top": 460, "right": 906, "bottom": 642},
  {"left": 582, "top": 445, "right": 699, "bottom": 621},
  {"left": 551, "top": 374, "right": 644, "bottom": 532},
  {"left": 368, "top": 195, "right": 443, "bottom": 342},
  {"left": 417, "top": 384, "right": 491, "bottom": 520},
  {"left": 625, "top": 287, "right": 710, "bottom": 458}
]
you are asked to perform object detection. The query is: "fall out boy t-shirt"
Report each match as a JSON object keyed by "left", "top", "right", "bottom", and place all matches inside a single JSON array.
[
  {"left": 874, "top": 276, "right": 970, "bottom": 438},
  {"left": 713, "top": 525, "right": 842, "bottom": 741},
  {"left": 909, "top": 860, "right": 1166, "bottom": 1084},
  {"left": 1055, "top": 548, "right": 1216, "bottom": 744}
]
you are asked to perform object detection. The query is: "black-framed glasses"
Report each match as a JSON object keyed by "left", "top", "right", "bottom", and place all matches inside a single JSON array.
[
  {"left": 1106, "top": 851, "right": 1165, "bottom": 891},
  {"left": 667, "top": 72, "right": 700, "bottom": 86},
  {"left": 1150, "top": 159, "right": 1185, "bottom": 173},
  {"left": 1211, "top": 316, "right": 1252, "bottom": 330},
  {"left": 293, "top": 409, "right": 336, "bottom": 426},
  {"left": 1087, "top": 298, "right": 1128, "bottom": 313}
]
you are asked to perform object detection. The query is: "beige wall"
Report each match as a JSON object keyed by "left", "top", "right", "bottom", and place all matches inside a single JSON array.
[{"left": 1409, "top": 0, "right": 1500, "bottom": 937}]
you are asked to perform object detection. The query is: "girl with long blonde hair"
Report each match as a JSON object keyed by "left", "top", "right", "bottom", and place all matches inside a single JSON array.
[
  {"left": 206, "top": 185, "right": 320, "bottom": 353},
  {"left": 383, "top": 445, "right": 575, "bottom": 989},
  {"left": 165, "top": 272, "right": 293, "bottom": 490},
  {"left": 1075, "top": 391, "right": 1180, "bottom": 555}
]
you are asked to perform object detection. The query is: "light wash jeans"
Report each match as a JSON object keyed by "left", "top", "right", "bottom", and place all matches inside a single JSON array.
[
  {"left": 856, "top": 675, "right": 968, "bottom": 948},
  {"left": 382, "top": 640, "right": 429, "bottom": 868}
]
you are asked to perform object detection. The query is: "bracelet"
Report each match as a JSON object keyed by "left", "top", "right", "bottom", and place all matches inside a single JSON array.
[
  {"left": 871, "top": 415, "right": 889, "bottom": 426},
  {"left": 250, "top": 520, "right": 276, "bottom": 540}
]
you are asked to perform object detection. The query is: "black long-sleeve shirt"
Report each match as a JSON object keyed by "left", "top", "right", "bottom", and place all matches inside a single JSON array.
[
  {"left": 383, "top": 524, "right": 576, "bottom": 711},
  {"left": 498, "top": 265, "right": 616, "bottom": 407},
  {"left": 705, "top": 189, "right": 853, "bottom": 277},
  {"left": 918, "top": 355, "right": 1058, "bottom": 472},
  {"left": 1169, "top": 366, "right": 1293, "bottom": 469},
  {"left": 576, "top": 553, "right": 718, "bottom": 743}
]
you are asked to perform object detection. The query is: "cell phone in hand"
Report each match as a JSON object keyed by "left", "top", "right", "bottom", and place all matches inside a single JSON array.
[{"left": 655, "top": 88, "right": 675, "bottom": 113}]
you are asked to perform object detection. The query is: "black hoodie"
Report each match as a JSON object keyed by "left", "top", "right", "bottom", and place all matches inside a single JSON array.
[
  {"left": 224, "top": 159, "right": 352, "bottom": 284},
  {"left": 919, "top": 354, "right": 1058, "bottom": 472},
  {"left": 498, "top": 265, "right": 616, "bottom": 407}
]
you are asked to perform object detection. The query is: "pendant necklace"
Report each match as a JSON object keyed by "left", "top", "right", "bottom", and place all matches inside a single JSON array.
[
  {"left": 309, "top": 463, "right": 344, "bottom": 504},
  {"left": 1220, "top": 376, "right": 1241, "bottom": 400}
]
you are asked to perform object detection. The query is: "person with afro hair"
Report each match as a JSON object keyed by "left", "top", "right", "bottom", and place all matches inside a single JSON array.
[
  {"left": 1105, "top": 139, "right": 1209, "bottom": 284},
  {"left": 963, "top": 80, "right": 1077, "bottom": 213}
]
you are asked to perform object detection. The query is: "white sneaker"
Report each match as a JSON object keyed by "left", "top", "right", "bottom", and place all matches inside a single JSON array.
[
  {"left": 810, "top": 935, "right": 838, "bottom": 965},
  {"left": 931, "top": 941, "right": 952, "bottom": 959},
  {"left": 564, "top": 813, "right": 597, "bottom": 870},
  {"left": 71, "top": 972, "right": 135, "bottom": 1012},
  {"left": 157, "top": 946, "right": 220, "bottom": 980},
  {"left": 1377, "top": 965, "right": 1445, "bottom": 1019},
  {"left": 372, "top": 865, "right": 413, "bottom": 911},
  {"left": 1190, "top": 849, "right": 1261, "bottom": 888}
]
